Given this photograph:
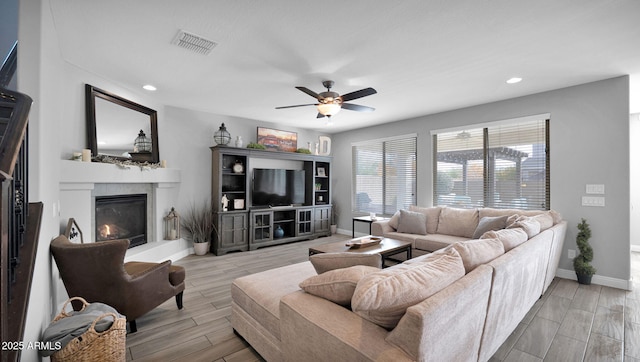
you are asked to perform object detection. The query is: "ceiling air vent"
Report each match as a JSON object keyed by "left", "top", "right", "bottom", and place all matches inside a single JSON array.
[{"left": 171, "top": 30, "right": 217, "bottom": 55}]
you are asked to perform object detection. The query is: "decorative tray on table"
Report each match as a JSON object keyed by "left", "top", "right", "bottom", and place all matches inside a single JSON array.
[{"left": 346, "top": 236, "right": 383, "bottom": 248}]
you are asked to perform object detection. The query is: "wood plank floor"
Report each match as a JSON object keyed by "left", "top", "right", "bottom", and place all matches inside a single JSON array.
[{"left": 125, "top": 235, "right": 640, "bottom": 361}]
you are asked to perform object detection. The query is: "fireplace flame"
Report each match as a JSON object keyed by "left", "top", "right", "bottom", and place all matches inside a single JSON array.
[{"left": 98, "top": 223, "right": 126, "bottom": 240}]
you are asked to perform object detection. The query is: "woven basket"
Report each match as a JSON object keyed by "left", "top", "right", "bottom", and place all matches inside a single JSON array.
[{"left": 51, "top": 297, "right": 126, "bottom": 362}]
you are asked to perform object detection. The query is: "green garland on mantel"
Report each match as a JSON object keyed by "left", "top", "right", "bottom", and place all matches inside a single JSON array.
[{"left": 93, "top": 155, "right": 161, "bottom": 170}]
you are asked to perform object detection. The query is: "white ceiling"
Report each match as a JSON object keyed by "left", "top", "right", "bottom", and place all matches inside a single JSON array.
[{"left": 49, "top": 0, "right": 640, "bottom": 133}]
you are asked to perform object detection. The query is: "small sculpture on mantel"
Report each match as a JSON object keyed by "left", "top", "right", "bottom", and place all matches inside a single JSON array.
[{"left": 221, "top": 194, "right": 229, "bottom": 211}]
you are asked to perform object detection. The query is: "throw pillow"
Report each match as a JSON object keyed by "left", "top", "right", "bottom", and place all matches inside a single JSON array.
[
  {"left": 506, "top": 215, "right": 541, "bottom": 238},
  {"left": 472, "top": 215, "right": 509, "bottom": 239},
  {"left": 436, "top": 207, "right": 479, "bottom": 238},
  {"left": 452, "top": 238, "right": 505, "bottom": 273},
  {"left": 408, "top": 205, "right": 442, "bottom": 234},
  {"left": 396, "top": 209, "right": 427, "bottom": 235},
  {"left": 299, "top": 265, "right": 380, "bottom": 306},
  {"left": 388, "top": 210, "right": 401, "bottom": 230},
  {"left": 310, "top": 252, "right": 383, "bottom": 274},
  {"left": 351, "top": 247, "right": 465, "bottom": 329},
  {"left": 481, "top": 228, "right": 529, "bottom": 251}
]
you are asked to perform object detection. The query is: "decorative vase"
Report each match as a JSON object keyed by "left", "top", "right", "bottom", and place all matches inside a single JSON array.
[
  {"left": 576, "top": 273, "right": 592, "bottom": 285},
  {"left": 274, "top": 225, "right": 284, "bottom": 239},
  {"left": 193, "top": 241, "right": 210, "bottom": 256},
  {"left": 235, "top": 136, "right": 243, "bottom": 148}
]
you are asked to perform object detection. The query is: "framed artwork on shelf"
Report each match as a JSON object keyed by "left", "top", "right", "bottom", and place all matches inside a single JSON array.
[
  {"left": 257, "top": 127, "right": 297, "bottom": 152},
  {"left": 317, "top": 167, "right": 326, "bottom": 177}
]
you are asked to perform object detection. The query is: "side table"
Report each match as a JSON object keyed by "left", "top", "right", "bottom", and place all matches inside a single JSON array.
[{"left": 352, "top": 216, "right": 388, "bottom": 237}]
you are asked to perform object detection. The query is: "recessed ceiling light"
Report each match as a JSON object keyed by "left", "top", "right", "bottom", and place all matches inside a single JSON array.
[
  {"left": 506, "top": 77, "right": 522, "bottom": 84},
  {"left": 143, "top": 84, "right": 157, "bottom": 91}
]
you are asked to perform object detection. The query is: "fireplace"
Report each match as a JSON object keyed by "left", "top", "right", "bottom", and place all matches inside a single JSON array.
[{"left": 95, "top": 194, "right": 147, "bottom": 248}]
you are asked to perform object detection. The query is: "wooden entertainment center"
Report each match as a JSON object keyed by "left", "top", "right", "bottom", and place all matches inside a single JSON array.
[{"left": 211, "top": 146, "right": 332, "bottom": 255}]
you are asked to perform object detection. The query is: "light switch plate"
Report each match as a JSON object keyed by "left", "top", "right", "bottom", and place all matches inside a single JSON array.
[
  {"left": 582, "top": 196, "right": 605, "bottom": 207},
  {"left": 586, "top": 184, "right": 605, "bottom": 194}
]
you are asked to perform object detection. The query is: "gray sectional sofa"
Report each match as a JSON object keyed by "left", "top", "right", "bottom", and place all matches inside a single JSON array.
[{"left": 231, "top": 207, "right": 567, "bottom": 361}]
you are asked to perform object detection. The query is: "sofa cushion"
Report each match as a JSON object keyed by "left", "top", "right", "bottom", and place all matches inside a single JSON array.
[
  {"left": 548, "top": 210, "right": 563, "bottom": 224},
  {"left": 531, "top": 212, "right": 554, "bottom": 231},
  {"left": 408, "top": 205, "right": 442, "bottom": 234},
  {"left": 299, "top": 265, "right": 380, "bottom": 306},
  {"left": 478, "top": 208, "right": 542, "bottom": 219},
  {"left": 412, "top": 233, "right": 469, "bottom": 253},
  {"left": 396, "top": 210, "right": 427, "bottom": 235},
  {"left": 310, "top": 253, "right": 382, "bottom": 274},
  {"left": 480, "top": 228, "right": 529, "bottom": 251},
  {"left": 382, "top": 231, "right": 418, "bottom": 245},
  {"left": 351, "top": 248, "right": 465, "bottom": 329},
  {"left": 231, "top": 262, "right": 317, "bottom": 340},
  {"left": 436, "top": 207, "right": 479, "bottom": 238},
  {"left": 453, "top": 238, "right": 505, "bottom": 273},
  {"left": 472, "top": 215, "right": 508, "bottom": 239},
  {"left": 507, "top": 215, "right": 541, "bottom": 238}
]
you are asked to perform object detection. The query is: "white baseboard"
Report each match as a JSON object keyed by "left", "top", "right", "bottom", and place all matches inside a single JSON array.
[
  {"left": 631, "top": 244, "right": 640, "bottom": 252},
  {"left": 556, "top": 268, "right": 633, "bottom": 290}
]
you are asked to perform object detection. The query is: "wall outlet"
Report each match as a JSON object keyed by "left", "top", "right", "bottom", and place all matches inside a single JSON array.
[{"left": 568, "top": 249, "right": 576, "bottom": 259}]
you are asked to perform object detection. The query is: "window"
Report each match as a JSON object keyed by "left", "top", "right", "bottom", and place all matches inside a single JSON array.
[
  {"left": 433, "top": 116, "right": 549, "bottom": 210},
  {"left": 352, "top": 135, "right": 417, "bottom": 215}
]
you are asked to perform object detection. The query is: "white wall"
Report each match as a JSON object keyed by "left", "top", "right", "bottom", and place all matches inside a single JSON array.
[
  {"left": 333, "top": 76, "right": 631, "bottom": 285},
  {"left": 630, "top": 113, "right": 640, "bottom": 251},
  {"left": 163, "top": 106, "right": 329, "bottom": 212}
]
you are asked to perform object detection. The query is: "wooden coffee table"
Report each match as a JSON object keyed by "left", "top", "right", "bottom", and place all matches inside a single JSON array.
[{"left": 309, "top": 236, "right": 412, "bottom": 267}]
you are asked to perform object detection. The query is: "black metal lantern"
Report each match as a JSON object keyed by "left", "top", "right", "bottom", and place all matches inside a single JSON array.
[
  {"left": 164, "top": 207, "right": 180, "bottom": 240},
  {"left": 134, "top": 129, "right": 152, "bottom": 152},
  {"left": 213, "top": 123, "right": 231, "bottom": 145}
]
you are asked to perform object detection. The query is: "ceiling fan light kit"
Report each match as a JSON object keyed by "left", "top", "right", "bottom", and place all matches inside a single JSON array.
[
  {"left": 276, "top": 80, "right": 377, "bottom": 119},
  {"left": 317, "top": 103, "right": 341, "bottom": 117}
]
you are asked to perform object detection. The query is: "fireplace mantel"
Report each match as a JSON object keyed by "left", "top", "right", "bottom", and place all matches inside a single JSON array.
[
  {"left": 60, "top": 160, "right": 180, "bottom": 184},
  {"left": 59, "top": 160, "right": 189, "bottom": 263}
]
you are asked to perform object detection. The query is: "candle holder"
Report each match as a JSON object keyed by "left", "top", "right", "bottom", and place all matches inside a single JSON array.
[{"left": 164, "top": 207, "right": 180, "bottom": 240}]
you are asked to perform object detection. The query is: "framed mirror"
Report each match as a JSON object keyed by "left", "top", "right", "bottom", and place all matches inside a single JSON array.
[{"left": 85, "top": 84, "right": 159, "bottom": 163}]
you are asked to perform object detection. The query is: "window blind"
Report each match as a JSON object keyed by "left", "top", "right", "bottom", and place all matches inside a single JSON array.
[
  {"left": 353, "top": 136, "right": 417, "bottom": 215},
  {"left": 434, "top": 118, "right": 549, "bottom": 210}
]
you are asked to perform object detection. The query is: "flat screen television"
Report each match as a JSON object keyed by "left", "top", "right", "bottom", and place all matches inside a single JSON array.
[{"left": 252, "top": 169, "right": 305, "bottom": 207}]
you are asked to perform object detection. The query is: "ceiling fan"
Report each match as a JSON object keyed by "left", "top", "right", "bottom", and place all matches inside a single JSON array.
[{"left": 276, "top": 80, "right": 377, "bottom": 118}]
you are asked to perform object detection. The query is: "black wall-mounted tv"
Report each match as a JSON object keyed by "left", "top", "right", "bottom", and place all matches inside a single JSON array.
[{"left": 252, "top": 169, "right": 305, "bottom": 207}]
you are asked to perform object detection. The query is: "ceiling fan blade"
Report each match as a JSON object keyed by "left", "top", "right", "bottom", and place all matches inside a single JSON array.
[
  {"left": 341, "top": 103, "right": 375, "bottom": 112},
  {"left": 275, "top": 103, "right": 318, "bottom": 109},
  {"left": 340, "top": 87, "right": 377, "bottom": 102},
  {"left": 296, "top": 86, "right": 321, "bottom": 99},
  {"left": 316, "top": 112, "right": 325, "bottom": 118}
]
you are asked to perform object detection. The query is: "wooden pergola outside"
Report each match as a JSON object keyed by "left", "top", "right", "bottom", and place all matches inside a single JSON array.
[{"left": 437, "top": 146, "right": 529, "bottom": 206}]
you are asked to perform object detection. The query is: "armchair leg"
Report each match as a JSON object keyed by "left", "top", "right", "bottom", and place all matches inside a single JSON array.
[
  {"left": 129, "top": 320, "right": 137, "bottom": 334},
  {"left": 175, "top": 291, "right": 184, "bottom": 310}
]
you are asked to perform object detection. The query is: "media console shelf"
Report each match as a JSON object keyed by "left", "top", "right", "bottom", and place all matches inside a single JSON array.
[{"left": 211, "top": 146, "right": 332, "bottom": 255}]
